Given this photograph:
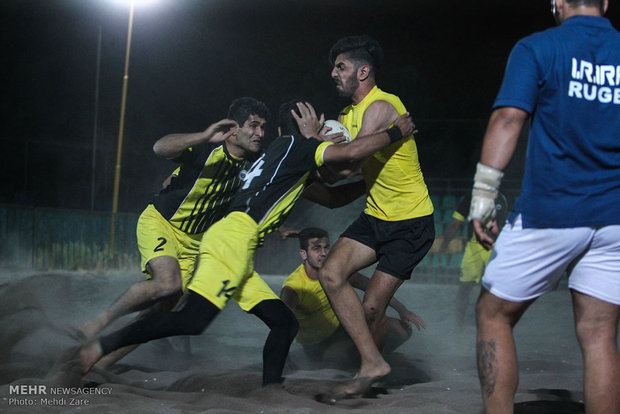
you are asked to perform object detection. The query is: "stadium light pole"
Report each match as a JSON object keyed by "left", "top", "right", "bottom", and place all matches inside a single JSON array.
[
  {"left": 109, "top": 0, "right": 159, "bottom": 250},
  {"left": 109, "top": 0, "right": 135, "bottom": 251}
]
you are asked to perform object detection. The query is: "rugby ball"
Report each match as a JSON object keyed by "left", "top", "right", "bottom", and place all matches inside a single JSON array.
[{"left": 323, "top": 120, "right": 352, "bottom": 143}]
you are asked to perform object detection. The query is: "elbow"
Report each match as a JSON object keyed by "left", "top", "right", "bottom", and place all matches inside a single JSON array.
[{"left": 153, "top": 140, "right": 165, "bottom": 157}]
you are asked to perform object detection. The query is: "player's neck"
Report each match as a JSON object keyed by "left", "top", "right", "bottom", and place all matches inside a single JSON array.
[
  {"left": 351, "top": 82, "right": 376, "bottom": 105},
  {"left": 304, "top": 262, "right": 319, "bottom": 280},
  {"left": 562, "top": 5, "right": 604, "bottom": 21},
  {"left": 224, "top": 140, "right": 248, "bottom": 160}
]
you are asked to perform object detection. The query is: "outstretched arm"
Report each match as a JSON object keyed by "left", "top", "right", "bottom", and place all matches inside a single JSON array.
[{"left": 153, "top": 119, "right": 239, "bottom": 159}]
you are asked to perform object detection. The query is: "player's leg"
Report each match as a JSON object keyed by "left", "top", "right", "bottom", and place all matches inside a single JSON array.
[
  {"left": 475, "top": 288, "right": 533, "bottom": 413},
  {"left": 455, "top": 240, "right": 488, "bottom": 331},
  {"left": 319, "top": 236, "right": 386, "bottom": 379},
  {"left": 476, "top": 216, "right": 595, "bottom": 413},
  {"left": 78, "top": 256, "right": 182, "bottom": 341},
  {"left": 572, "top": 290, "right": 620, "bottom": 414},
  {"left": 93, "top": 292, "right": 184, "bottom": 369},
  {"left": 361, "top": 270, "right": 403, "bottom": 351},
  {"left": 365, "top": 214, "right": 434, "bottom": 351},
  {"left": 238, "top": 270, "right": 298, "bottom": 386},
  {"left": 78, "top": 206, "right": 189, "bottom": 340},
  {"left": 248, "top": 298, "right": 299, "bottom": 385},
  {"left": 568, "top": 225, "right": 620, "bottom": 414},
  {"left": 79, "top": 291, "right": 220, "bottom": 373}
]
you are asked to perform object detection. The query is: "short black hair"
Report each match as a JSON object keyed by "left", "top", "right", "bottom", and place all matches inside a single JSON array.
[
  {"left": 278, "top": 100, "right": 303, "bottom": 136},
  {"left": 329, "top": 35, "right": 384, "bottom": 74},
  {"left": 298, "top": 227, "right": 329, "bottom": 250},
  {"left": 227, "top": 97, "right": 271, "bottom": 127}
]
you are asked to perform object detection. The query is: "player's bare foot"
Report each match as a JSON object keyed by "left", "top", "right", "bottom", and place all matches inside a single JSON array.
[
  {"left": 315, "top": 376, "right": 380, "bottom": 404},
  {"left": 355, "top": 358, "right": 391, "bottom": 379},
  {"left": 79, "top": 340, "right": 104, "bottom": 374}
]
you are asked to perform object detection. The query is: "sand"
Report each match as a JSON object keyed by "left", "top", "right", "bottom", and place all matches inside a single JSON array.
[{"left": 0, "top": 270, "right": 591, "bottom": 413}]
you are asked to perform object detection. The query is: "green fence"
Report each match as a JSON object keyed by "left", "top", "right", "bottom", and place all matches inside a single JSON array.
[
  {"left": 0, "top": 193, "right": 481, "bottom": 283},
  {"left": 0, "top": 204, "right": 139, "bottom": 270}
]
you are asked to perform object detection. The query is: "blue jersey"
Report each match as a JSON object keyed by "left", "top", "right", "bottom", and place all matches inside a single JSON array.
[{"left": 494, "top": 16, "right": 620, "bottom": 228}]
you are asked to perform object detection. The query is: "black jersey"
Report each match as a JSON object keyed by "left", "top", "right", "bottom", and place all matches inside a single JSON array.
[
  {"left": 151, "top": 142, "right": 252, "bottom": 234},
  {"left": 228, "top": 135, "right": 332, "bottom": 245}
]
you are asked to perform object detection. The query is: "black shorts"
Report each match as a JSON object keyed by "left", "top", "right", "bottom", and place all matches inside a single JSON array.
[{"left": 341, "top": 212, "right": 435, "bottom": 280}]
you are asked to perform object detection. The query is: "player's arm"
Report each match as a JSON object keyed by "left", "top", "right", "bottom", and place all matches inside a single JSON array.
[
  {"left": 293, "top": 101, "right": 416, "bottom": 165},
  {"left": 348, "top": 273, "right": 425, "bottom": 330},
  {"left": 153, "top": 119, "right": 239, "bottom": 159},
  {"left": 471, "top": 106, "right": 528, "bottom": 249},
  {"left": 356, "top": 100, "right": 401, "bottom": 137},
  {"left": 280, "top": 286, "right": 299, "bottom": 312},
  {"left": 327, "top": 100, "right": 401, "bottom": 180},
  {"left": 301, "top": 180, "right": 366, "bottom": 209},
  {"left": 322, "top": 112, "right": 414, "bottom": 164}
]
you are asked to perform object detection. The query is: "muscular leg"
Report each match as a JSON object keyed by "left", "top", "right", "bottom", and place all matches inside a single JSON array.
[
  {"left": 475, "top": 288, "right": 534, "bottom": 414},
  {"left": 79, "top": 291, "right": 219, "bottom": 374},
  {"left": 361, "top": 270, "right": 403, "bottom": 351},
  {"left": 78, "top": 256, "right": 182, "bottom": 340},
  {"left": 571, "top": 290, "right": 620, "bottom": 414},
  {"left": 249, "top": 299, "right": 299, "bottom": 386},
  {"left": 318, "top": 237, "right": 389, "bottom": 379}
]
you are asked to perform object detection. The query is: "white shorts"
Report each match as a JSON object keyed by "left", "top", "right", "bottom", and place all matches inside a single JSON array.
[{"left": 482, "top": 215, "right": 620, "bottom": 305}]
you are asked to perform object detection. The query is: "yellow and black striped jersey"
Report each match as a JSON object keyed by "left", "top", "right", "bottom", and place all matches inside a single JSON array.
[
  {"left": 228, "top": 135, "right": 332, "bottom": 245},
  {"left": 151, "top": 142, "right": 252, "bottom": 234}
]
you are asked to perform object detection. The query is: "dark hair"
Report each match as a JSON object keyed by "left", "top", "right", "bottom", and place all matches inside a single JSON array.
[
  {"left": 278, "top": 100, "right": 303, "bottom": 136},
  {"left": 227, "top": 97, "right": 271, "bottom": 127},
  {"left": 298, "top": 227, "right": 329, "bottom": 250},
  {"left": 329, "top": 35, "right": 384, "bottom": 74}
]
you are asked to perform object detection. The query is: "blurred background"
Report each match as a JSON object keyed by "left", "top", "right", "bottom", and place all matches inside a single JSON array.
[{"left": 1, "top": 0, "right": 618, "bottom": 275}]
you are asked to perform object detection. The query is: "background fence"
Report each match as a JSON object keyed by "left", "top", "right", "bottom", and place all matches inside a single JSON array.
[{"left": 0, "top": 183, "right": 521, "bottom": 283}]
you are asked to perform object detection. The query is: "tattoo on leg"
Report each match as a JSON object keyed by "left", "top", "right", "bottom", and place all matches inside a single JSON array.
[{"left": 477, "top": 340, "right": 497, "bottom": 398}]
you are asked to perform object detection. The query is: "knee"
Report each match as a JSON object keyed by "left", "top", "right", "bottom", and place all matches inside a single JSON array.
[
  {"left": 318, "top": 265, "right": 346, "bottom": 293},
  {"left": 575, "top": 317, "right": 616, "bottom": 349},
  {"left": 153, "top": 273, "right": 182, "bottom": 297}
]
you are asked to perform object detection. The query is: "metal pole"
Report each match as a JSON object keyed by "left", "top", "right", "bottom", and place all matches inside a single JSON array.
[
  {"left": 110, "top": 2, "right": 134, "bottom": 251},
  {"left": 91, "top": 25, "right": 102, "bottom": 211}
]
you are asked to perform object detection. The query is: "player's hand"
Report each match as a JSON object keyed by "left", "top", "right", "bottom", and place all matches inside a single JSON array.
[
  {"left": 400, "top": 310, "right": 426, "bottom": 330},
  {"left": 392, "top": 113, "right": 418, "bottom": 138},
  {"left": 316, "top": 123, "right": 347, "bottom": 143},
  {"left": 204, "top": 119, "right": 239, "bottom": 143},
  {"left": 292, "top": 102, "right": 325, "bottom": 139},
  {"left": 278, "top": 228, "right": 300, "bottom": 239},
  {"left": 472, "top": 219, "right": 497, "bottom": 250}
]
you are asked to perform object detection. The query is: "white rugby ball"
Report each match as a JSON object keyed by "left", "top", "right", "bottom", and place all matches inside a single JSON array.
[{"left": 323, "top": 119, "right": 352, "bottom": 142}]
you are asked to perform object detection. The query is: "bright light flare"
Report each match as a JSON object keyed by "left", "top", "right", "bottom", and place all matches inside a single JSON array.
[{"left": 108, "top": 0, "right": 162, "bottom": 9}]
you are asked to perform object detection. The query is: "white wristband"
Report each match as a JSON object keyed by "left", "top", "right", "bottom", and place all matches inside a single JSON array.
[{"left": 469, "top": 163, "right": 504, "bottom": 226}]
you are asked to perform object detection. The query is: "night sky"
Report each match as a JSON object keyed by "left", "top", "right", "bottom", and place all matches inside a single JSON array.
[{"left": 1, "top": 0, "right": 619, "bottom": 211}]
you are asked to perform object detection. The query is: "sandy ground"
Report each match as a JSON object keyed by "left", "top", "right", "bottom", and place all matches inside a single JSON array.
[{"left": 0, "top": 269, "right": 593, "bottom": 413}]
